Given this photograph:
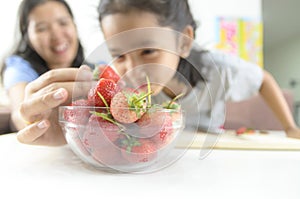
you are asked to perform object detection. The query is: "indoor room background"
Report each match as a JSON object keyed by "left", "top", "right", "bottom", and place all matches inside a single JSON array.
[{"left": 0, "top": 0, "right": 299, "bottom": 123}]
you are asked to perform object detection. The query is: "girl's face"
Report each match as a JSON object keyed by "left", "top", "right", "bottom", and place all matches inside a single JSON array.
[
  {"left": 27, "top": 1, "right": 78, "bottom": 69},
  {"left": 101, "top": 11, "right": 190, "bottom": 95}
]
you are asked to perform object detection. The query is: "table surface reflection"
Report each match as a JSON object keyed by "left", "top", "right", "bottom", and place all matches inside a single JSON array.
[{"left": 1, "top": 133, "right": 300, "bottom": 199}]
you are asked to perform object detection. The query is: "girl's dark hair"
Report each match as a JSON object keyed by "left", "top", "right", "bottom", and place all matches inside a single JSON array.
[
  {"left": 98, "top": 0, "right": 197, "bottom": 37},
  {"left": 1, "top": 0, "right": 84, "bottom": 78},
  {"left": 98, "top": 0, "right": 205, "bottom": 86}
]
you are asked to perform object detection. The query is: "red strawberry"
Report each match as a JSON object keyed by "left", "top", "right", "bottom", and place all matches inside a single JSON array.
[
  {"left": 136, "top": 106, "right": 166, "bottom": 138},
  {"left": 121, "top": 138, "right": 157, "bottom": 163},
  {"left": 82, "top": 114, "right": 124, "bottom": 165},
  {"left": 63, "top": 99, "right": 91, "bottom": 125},
  {"left": 65, "top": 125, "right": 90, "bottom": 157},
  {"left": 88, "top": 78, "right": 118, "bottom": 107},
  {"left": 84, "top": 114, "right": 121, "bottom": 144},
  {"left": 93, "top": 65, "right": 120, "bottom": 82},
  {"left": 99, "top": 65, "right": 120, "bottom": 83},
  {"left": 144, "top": 112, "right": 174, "bottom": 148},
  {"left": 110, "top": 89, "right": 151, "bottom": 123},
  {"left": 236, "top": 127, "right": 255, "bottom": 135}
]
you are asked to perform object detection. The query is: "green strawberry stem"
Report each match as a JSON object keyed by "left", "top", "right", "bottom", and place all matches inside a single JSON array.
[
  {"left": 166, "top": 93, "right": 184, "bottom": 109},
  {"left": 97, "top": 91, "right": 111, "bottom": 114},
  {"left": 146, "top": 76, "right": 152, "bottom": 108},
  {"left": 90, "top": 111, "right": 125, "bottom": 131},
  {"left": 131, "top": 91, "right": 154, "bottom": 106}
]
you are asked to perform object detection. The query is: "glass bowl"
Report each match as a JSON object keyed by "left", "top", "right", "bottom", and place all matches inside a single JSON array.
[{"left": 59, "top": 106, "right": 185, "bottom": 173}]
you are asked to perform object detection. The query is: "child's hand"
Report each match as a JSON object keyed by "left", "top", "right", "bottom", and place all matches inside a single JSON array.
[{"left": 286, "top": 127, "right": 300, "bottom": 139}]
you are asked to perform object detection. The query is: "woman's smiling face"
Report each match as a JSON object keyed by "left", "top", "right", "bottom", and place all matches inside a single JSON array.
[{"left": 27, "top": 1, "right": 79, "bottom": 69}]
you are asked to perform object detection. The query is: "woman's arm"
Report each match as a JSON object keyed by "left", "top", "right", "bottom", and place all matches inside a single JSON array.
[{"left": 259, "top": 70, "right": 300, "bottom": 138}]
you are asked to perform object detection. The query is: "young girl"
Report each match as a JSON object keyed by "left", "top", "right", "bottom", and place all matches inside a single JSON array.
[
  {"left": 16, "top": 0, "right": 300, "bottom": 145},
  {"left": 97, "top": 0, "right": 300, "bottom": 134}
]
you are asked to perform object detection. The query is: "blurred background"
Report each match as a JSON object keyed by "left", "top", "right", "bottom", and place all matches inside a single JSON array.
[{"left": 0, "top": 0, "right": 299, "bottom": 123}]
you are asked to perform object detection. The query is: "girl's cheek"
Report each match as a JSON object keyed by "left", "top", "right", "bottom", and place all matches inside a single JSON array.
[{"left": 114, "top": 64, "right": 126, "bottom": 76}]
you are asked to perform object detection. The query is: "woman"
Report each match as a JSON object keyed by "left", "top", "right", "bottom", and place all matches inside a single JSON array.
[{"left": 1, "top": 0, "right": 85, "bottom": 144}]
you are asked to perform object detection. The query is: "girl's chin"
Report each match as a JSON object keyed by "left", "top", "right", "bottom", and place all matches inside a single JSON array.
[{"left": 151, "top": 86, "right": 164, "bottom": 96}]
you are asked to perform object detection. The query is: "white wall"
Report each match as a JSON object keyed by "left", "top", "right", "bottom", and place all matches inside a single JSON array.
[
  {"left": 265, "top": 37, "right": 300, "bottom": 101},
  {"left": 0, "top": 0, "right": 22, "bottom": 65},
  {"left": 0, "top": 0, "right": 262, "bottom": 65}
]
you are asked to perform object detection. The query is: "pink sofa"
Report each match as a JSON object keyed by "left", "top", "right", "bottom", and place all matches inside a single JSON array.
[{"left": 224, "top": 90, "right": 294, "bottom": 130}]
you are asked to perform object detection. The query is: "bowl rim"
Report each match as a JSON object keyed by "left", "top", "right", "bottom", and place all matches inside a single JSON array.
[{"left": 59, "top": 105, "right": 184, "bottom": 113}]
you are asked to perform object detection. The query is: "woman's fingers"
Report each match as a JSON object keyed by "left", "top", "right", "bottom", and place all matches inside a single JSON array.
[
  {"left": 27, "top": 68, "right": 78, "bottom": 94},
  {"left": 26, "top": 66, "right": 92, "bottom": 95},
  {"left": 20, "top": 88, "right": 68, "bottom": 123},
  {"left": 16, "top": 120, "right": 50, "bottom": 144}
]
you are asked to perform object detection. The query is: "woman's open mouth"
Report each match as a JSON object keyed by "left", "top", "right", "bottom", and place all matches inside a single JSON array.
[{"left": 52, "top": 43, "right": 68, "bottom": 54}]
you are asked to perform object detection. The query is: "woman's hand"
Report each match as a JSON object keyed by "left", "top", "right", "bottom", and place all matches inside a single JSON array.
[{"left": 17, "top": 66, "right": 92, "bottom": 146}]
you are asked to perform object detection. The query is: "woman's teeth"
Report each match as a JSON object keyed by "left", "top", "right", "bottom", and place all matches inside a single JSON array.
[{"left": 54, "top": 43, "right": 68, "bottom": 53}]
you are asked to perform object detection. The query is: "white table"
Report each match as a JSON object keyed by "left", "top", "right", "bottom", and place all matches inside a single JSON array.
[{"left": 1, "top": 133, "right": 300, "bottom": 199}]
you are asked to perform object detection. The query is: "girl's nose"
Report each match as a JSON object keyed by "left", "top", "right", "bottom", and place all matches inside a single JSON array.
[
  {"left": 120, "top": 54, "right": 146, "bottom": 88},
  {"left": 122, "top": 53, "right": 140, "bottom": 73}
]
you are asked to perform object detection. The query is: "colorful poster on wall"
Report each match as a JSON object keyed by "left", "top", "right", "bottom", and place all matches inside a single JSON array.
[
  {"left": 215, "top": 17, "right": 242, "bottom": 56},
  {"left": 215, "top": 17, "right": 263, "bottom": 67}
]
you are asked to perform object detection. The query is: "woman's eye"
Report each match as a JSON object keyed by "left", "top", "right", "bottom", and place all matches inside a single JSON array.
[
  {"left": 60, "top": 21, "right": 69, "bottom": 26},
  {"left": 36, "top": 26, "right": 48, "bottom": 32},
  {"left": 59, "top": 19, "right": 72, "bottom": 26}
]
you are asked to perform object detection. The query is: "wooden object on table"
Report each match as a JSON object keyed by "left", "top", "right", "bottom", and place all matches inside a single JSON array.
[{"left": 176, "top": 130, "right": 300, "bottom": 151}]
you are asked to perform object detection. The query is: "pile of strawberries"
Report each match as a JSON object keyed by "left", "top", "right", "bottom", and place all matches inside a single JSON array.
[{"left": 62, "top": 65, "right": 183, "bottom": 168}]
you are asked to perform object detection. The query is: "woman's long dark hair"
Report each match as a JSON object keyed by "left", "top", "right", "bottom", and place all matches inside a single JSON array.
[
  {"left": 1, "top": 0, "right": 84, "bottom": 79},
  {"left": 98, "top": 0, "right": 205, "bottom": 86}
]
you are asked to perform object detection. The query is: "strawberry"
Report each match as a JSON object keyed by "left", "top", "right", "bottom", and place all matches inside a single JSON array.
[
  {"left": 63, "top": 99, "right": 92, "bottom": 156},
  {"left": 136, "top": 106, "right": 166, "bottom": 138},
  {"left": 63, "top": 99, "right": 91, "bottom": 125},
  {"left": 93, "top": 65, "right": 120, "bottom": 83},
  {"left": 236, "top": 127, "right": 255, "bottom": 135},
  {"left": 99, "top": 65, "right": 120, "bottom": 83},
  {"left": 83, "top": 114, "right": 122, "bottom": 145},
  {"left": 82, "top": 114, "right": 124, "bottom": 165},
  {"left": 65, "top": 126, "right": 90, "bottom": 157},
  {"left": 121, "top": 138, "right": 157, "bottom": 163},
  {"left": 146, "top": 112, "right": 174, "bottom": 148},
  {"left": 88, "top": 78, "right": 118, "bottom": 107},
  {"left": 110, "top": 89, "right": 151, "bottom": 123}
]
